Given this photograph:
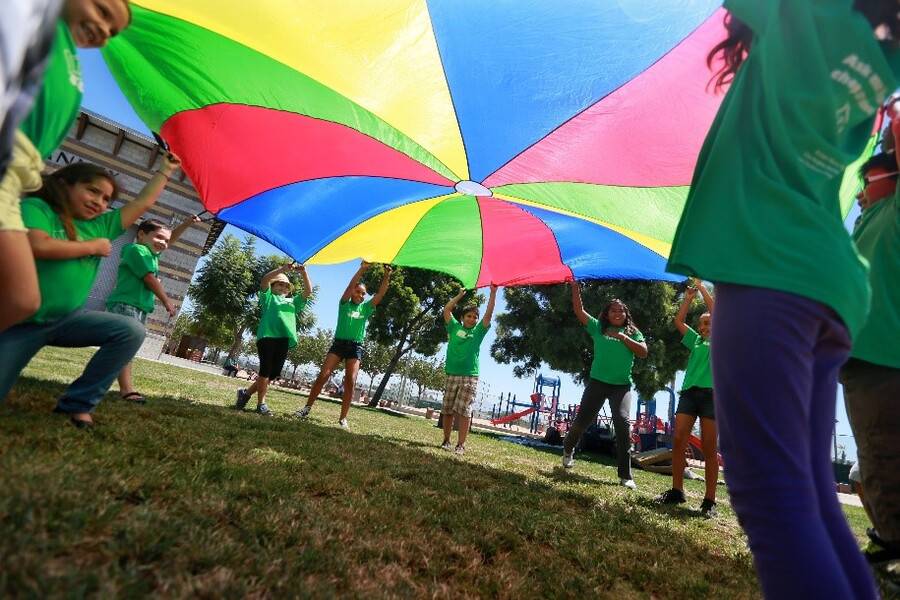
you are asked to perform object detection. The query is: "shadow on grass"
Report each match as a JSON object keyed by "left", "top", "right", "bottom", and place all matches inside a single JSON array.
[{"left": 1, "top": 357, "right": 758, "bottom": 598}]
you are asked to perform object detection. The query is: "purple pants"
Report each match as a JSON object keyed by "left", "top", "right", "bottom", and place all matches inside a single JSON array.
[{"left": 711, "top": 284, "right": 876, "bottom": 600}]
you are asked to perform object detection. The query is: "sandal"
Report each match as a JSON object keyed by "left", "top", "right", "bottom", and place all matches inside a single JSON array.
[
  {"left": 121, "top": 392, "right": 146, "bottom": 404},
  {"left": 53, "top": 407, "right": 94, "bottom": 429}
]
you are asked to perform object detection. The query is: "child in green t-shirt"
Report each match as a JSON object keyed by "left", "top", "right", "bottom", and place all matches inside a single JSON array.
[
  {"left": 0, "top": 0, "right": 132, "bottom": 333},
  {"left": 235, "top": 263, "right": 312, "bottom": 416},
  {"left": 295, "top": 261, "right": 391, "bottom": 429},
  {"left": 439, "top": 284, "right": 498, "bottom": 455},
  {"left": 107, "top": 214, "right": 200, "bottom": 404},
  {"left": 563, "top": 283, "right": 647, "bottom": 489},
  {"left": 0, "top": 154, "right": 179, "bottom": 428},
  {"left": 656, "top": 279, "right": 717, "bottom": 518}
]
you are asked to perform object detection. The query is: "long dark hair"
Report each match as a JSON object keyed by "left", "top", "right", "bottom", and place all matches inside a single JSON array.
[
  {"left": 706, "top": 12, "right": 752, "bottom": 91},
  {"left": 707, "top": 1, "right": 899, "bottom": 91},
  {"left": 599, "top": 299, "right": 638, "bottom": 335},
  {"left": 34, "top": 163, "right": 119, "bottom": 241}
]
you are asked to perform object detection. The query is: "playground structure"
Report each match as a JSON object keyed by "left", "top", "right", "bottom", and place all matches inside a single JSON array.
[{"left": 489, "top": 374, "right": 576, "bottom": 438}]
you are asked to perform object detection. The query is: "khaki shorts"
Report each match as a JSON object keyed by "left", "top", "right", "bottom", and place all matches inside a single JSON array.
[
  {"left": 442, "top": 375, "right": 479, "bottom": 417},
  {"left": 0, "top": 130, "right": 43, "bottom": 232}
]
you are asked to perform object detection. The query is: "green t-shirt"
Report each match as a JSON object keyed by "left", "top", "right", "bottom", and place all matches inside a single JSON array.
[
  {"left": 585, "top": 317, "right": 644, "bottom": 385},
  {"left": 681, "top": 326, "right": 712, "bottom": 391},
  {"left": 106, "top": 243, "right": 159, "bottom": 314},
  {"left": 851, "top": 193, "right": 900, "bottom": 368},
  {"left": 444, "top": 316, "right": 489, "bottom": 376},
  {"left": 19, "top": 21, "right": 83, "bottom": 157},
  {"left": 256, "top": 287, "right": 308, "bottom": 347},
  {"left": 667, "top": 0, "right": 900, "bottom": 339},
  {"left": 334, "top": 298, "right": 374, "bottom": 342},
  {"left": 22, "top": 197, "right": 124, "bottom": 323}
]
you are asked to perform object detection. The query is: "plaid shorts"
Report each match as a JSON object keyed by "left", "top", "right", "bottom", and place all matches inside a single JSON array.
[
  {"left": 442, "top": 375, "right": 479, "bottom": 417},
  {"left": 107, "top": 302, "right": 148, "bottom": 325}
]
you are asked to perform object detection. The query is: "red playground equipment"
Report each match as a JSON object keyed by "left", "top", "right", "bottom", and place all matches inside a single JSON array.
[{"left": 490, "top": 374, "right": 576, "bottom": 438}]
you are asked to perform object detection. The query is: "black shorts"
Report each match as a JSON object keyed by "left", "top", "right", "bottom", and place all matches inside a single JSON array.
[
  {"left": 328, "top": 339, "right": 363, "bottom": 361},
  {"left": 676, "top": 387, "right": 715, "bottom": 419},
  {"left": 257, "top": 337, "right": 289, "bottom": 379}
]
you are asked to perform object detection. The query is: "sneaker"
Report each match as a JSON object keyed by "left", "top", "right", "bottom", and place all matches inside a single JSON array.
[
  {"left": 699, "top": 498, "right": 718, "bottom": 519},
  {"left": 454, "top": 444, "right": 466, "bottom": 455},
  {"left": 338, "top": 418, "right": 349, "bottom": 430},
  {"left": 294, "top": 406, "right": 311, "bottom": 419},
  {"left": 562, "top": 450, "right": 575, "bottom": 469},
  {"left": 655, "top": 488, "right": 687, "bottom": 505},
  {"left": 234, "top": 389, "right": 250, "bottom": 410},
  {"left": 440, "top": 441, "right": 453, "bottom": 451},
  {"left": 620, "top": 478, "right": 637, "bottom": 490},
  {"left": 256, "top": 403, "right": 272, "bottom": 416}
]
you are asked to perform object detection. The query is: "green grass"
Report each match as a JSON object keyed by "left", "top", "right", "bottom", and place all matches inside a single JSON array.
[{"left": 0, "top": 347, "right": 874, "bottom": 598}]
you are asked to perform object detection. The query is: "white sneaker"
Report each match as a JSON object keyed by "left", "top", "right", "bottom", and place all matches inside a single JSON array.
[
  {"left": 562, "top": 451, "right": 575, "bottom": 469},
  {"left": 440, "top": 441, "right": 452, "bottom": 451},
  {"left": 620, "top": 478, "right": 637, "bottom": 490},
  {"left": 338, "top": 418, "right": 349, "bottom": 430},
  {"left": 294, "top": 406, "right": 311, "bottom": 419},
  {"left": 454, "top": 444, "right": 465, "bottom": 455}
]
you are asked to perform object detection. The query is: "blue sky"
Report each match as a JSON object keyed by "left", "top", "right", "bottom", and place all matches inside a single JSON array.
[{"left": 77, "top": 48, "right": 859, "bottom": 460}]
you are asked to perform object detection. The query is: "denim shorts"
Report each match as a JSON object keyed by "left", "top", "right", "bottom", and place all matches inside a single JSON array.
[{"left": 107, "top": 302, "right": 148, "bottom": 325}]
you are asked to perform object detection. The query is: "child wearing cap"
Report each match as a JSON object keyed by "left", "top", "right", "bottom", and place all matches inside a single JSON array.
[{"left": 235, "top": 263, "right": 312, "bottom": 416}]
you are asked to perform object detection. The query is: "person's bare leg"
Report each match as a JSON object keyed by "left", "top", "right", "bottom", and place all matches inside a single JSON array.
[
  {"left": 339, "top": 359, "right": 360, "bottom": 420},
  {"left": 442, "top": 413, "right": 454, "bottom": 444},
  {"left": 699, "top": 417, "right": 719, "bottom": 500},
  {"left": 305, "top": 353, "right": 342, "bottom": 408},
  {"left": 256, "top": 376, "right": 270, "bottom": 408},
  {"left": 457, "top": 415, "right": 471, "bottom": 447},
  {"left": 672, "top": 413, "right": 697, "bottom": 491},
  {"left": 117, "top": 361, "right": 134, "bottom": 395},
  {"left": 246, "top": 378, "right": 259, "bottom": 396},
  {"left": 0, "top": 231, "right": 40, "bottom": 332}
]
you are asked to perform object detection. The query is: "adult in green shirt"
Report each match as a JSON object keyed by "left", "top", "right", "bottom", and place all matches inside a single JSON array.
[
  {"left": 562, "top": 283, "right": 647, "bottom": 489},
  {"left": 840, "top": 146, "right": 900, "bottom": 564},
  {"left": 665, "top": 2, "right": 899, "bottom": 597},
  {"left": 0, "top": 0, "right": 131, "bottom": 332},
  {"left": 438, "top": 284, "right": 498, "bottom": 455},
  {"left": 656, "top": 279, "right": 718, "bottom": 518},
  {"left": 296, "top": 261, "right": 392, "bottom": 429},
  {"left": 0, "top": 155, "right": 179, "bottom": 429},
  {"left": 235, "top": 263, "right": 312, "bottom": 416}
]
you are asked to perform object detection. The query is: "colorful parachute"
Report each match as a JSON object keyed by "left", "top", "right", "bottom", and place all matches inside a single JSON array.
[{"left": 103, "top": 1, "right": 727, "bottom": 287}]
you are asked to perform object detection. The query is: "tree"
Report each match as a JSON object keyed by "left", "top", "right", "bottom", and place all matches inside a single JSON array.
[
  {"left": 491, "top": 280, "right": 695, "bottom": 399},
  {"left": 360, "top": 340, "right": 394, "bottom": 397},
  {"left": 287, "top": 328, "right": 333, "bottom": 380},
  {"left": 362, "top": 266, "right": 482, "bottom": 406},
  {"left": 406, "top": 356, "right": 447, "bottom": 401}
]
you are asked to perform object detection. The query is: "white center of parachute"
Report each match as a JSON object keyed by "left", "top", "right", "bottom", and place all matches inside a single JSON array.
[{"left": 454, "top": 180, "right": 493, "bottom": 197}]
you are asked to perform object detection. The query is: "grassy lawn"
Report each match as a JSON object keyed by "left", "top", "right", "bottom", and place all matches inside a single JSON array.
[{"left": 0, "top": 347, "right": 874, "bottom": 598}]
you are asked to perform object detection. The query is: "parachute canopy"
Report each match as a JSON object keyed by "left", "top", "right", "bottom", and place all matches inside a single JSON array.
[{"left": 104, "top": 0, "right": 726, "bottom": 286}]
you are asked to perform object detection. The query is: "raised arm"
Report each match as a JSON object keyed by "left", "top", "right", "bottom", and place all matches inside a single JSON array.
[
  {"left": 444, "top": 286, "right": 466, "bottom": 323},
  {"left": 570, "top": 282, "right": 590, "bottom": 326},
  {"left": 168, "top": 214, "right": 201, "bottom": 246},
  {"left": 260, "top": 263, "right": 291, "bottom": 292},
  {"left": 341, "top": 261, "right": 370, "bottom": 302},
  {"left": 694, "top": 278, "right": 715, "bottom": 313},
  {"left": 119, "top": 153, "right": 182, "bottom": 229},
  {"left": 371, "top": 265, "right": 393, "bottom": 306},
  {"left": 143, "top": 273, "right": 176, "bottom": 316},
  {"left": 296, "top": 264, "right": 313, "bottom": 299},
  {"left": 28, "top": 230, "right": 110, "bottom": 260},
  {"left": 674, "top": 285, "right": 698, "bottom": 335},
  {"left": 481, "top": 284, "right": 498, "bottom": 328}
]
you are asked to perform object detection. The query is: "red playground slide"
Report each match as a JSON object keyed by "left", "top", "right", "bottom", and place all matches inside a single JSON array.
[{"left": 490, "top": 407, "right": 537, "bottom": 425}]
